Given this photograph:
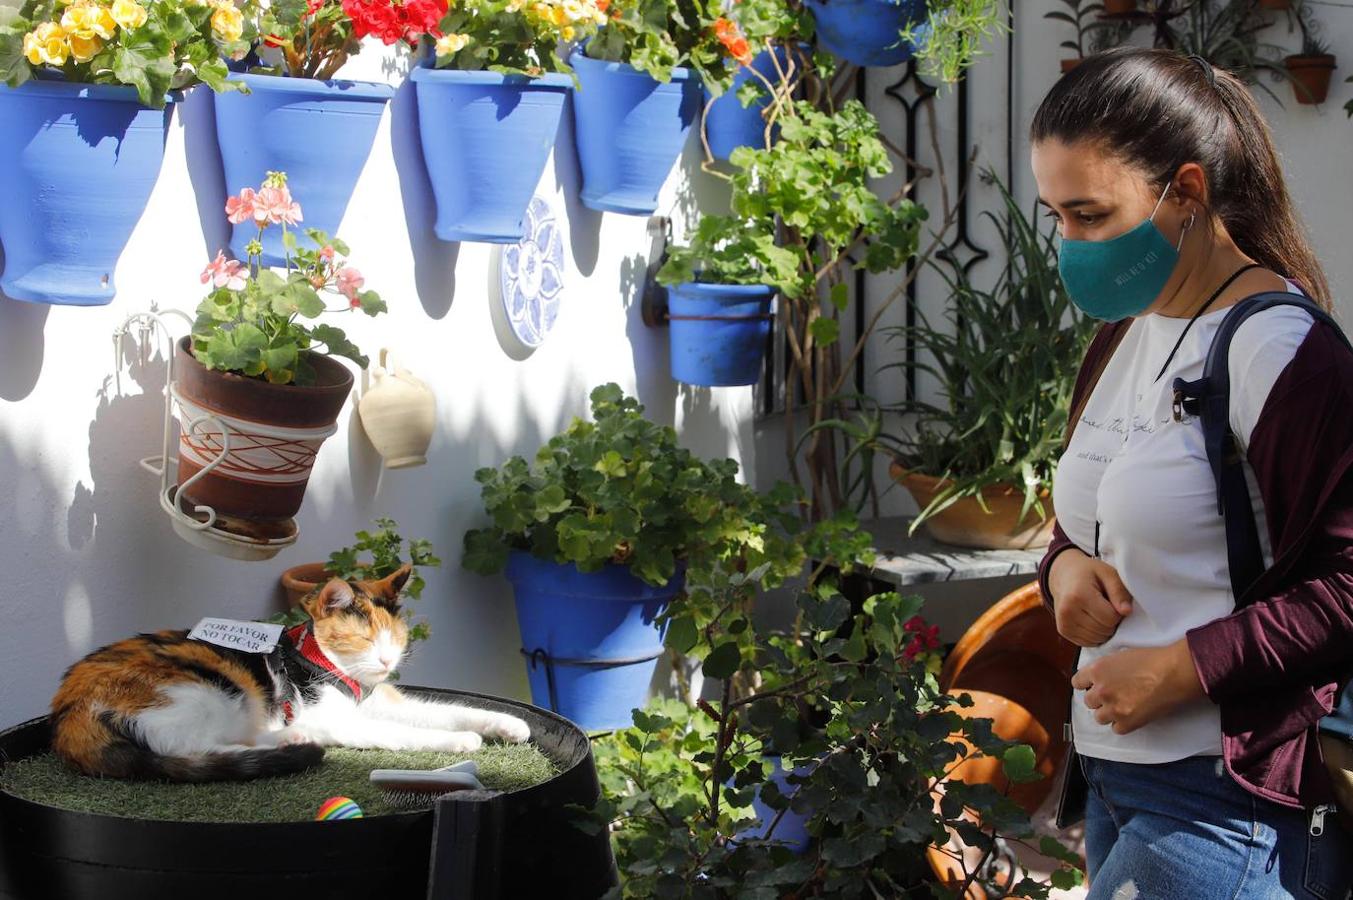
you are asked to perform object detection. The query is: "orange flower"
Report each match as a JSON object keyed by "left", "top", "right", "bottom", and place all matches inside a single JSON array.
[
  {"left": 596, "top": 0, "right": 607, "bottom": 9},
  {"left": 713, "top": 17, "right": 752, "bottom": 66}
]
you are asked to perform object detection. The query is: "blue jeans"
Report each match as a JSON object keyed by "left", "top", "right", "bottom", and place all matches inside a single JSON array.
[{"left": 1082, "top": 755, "right": 1353, "bottom": 900}]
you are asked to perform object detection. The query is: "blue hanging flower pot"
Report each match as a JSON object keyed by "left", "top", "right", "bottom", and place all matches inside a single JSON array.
[
  {"left": 805, "top": 0, "right": 931, "bottom": 68},
  {"left": 505, "top": 551, "right": 683, "bottom": 731},
  {"left": 411, "top": 66, "right": 571, "bottom": 244},
  {"left": 0, "top": 80, "right": 173, "bottom": 306},
  {"left": 702, "top": 45, "right": 794, "bottom": 162},
  {"left": 213, "top": 73, "right": 394, "bottom": 266},
  {"left": 667, "top": 282, "right": 775, "bottom": 387},
  {"left": 569, "top": 50, "right": 701, "bottom": 216}
]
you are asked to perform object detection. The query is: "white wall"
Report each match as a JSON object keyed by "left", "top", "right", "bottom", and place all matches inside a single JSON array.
[{"left": 0, "top": 46, "right": 753, "bottom": 726}]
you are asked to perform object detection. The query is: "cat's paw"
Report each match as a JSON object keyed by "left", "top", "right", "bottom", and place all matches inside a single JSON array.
[
  {"left": 482, "top": 714, "right": 531, "bottom": 744},
  {"left": 267, "top": 725, "right": 327, "bottom": 748},
  {"left": 433, "top": 731, "right": 483, "bottom": 753}
]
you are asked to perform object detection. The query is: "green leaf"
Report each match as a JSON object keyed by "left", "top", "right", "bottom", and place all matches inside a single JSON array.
[
  {"left": 829, "top": 281, "right": 849, "bottom": 312},
  {"left": 0, "top": 32, "right": 30, "bottom": 86},
  {"left": 1002, "top": 744, "right": 1041, "bottom": 784},
  {"left": 701, "top": 641, "right": 742, "bottom": 680},
  {"left": 809, "top": 316, "right": 840, "bottom": 346},
  {"left": 664, "top": 615, "right": 698, "bottom": 654}
]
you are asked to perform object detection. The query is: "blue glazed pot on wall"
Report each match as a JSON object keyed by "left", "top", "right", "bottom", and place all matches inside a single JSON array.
[
  {"left": 410, "top": 66, "right": 571, "bottom": 244},
  {"left": 667, "top": 282, "right": 775, "bottom": 387},
  {"left": 702, "top": 45, "right": 793, "bottom": 162},
  {"left": 213, "top": 73, "right": 394, "bottom": 266},
  {"left": 0, "top": 81, "right": 173, "bottom": 306},
  {"left": 805, "top": 0, "right": 930, "bottom": 68},
  {"left": 505, "top": 551, "right": 683, "bottom": 732},
  {"left": 569, "top": 51, "right": 701, "bottom": 216}
]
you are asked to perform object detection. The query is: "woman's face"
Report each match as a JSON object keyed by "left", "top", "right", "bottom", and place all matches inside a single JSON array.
[{"left": 1030, "top": 138, "right": 1189, "bottom": 246}]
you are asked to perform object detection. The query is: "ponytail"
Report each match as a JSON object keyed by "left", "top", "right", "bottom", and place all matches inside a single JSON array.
[{"left": 1032, "top": 48, "right": 1331, "bottom": 312}]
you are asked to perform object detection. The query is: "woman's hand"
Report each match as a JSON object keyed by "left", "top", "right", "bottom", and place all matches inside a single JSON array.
[
  {"left": 1071, "top": 640, "right": 1206, "bottom": 734},
  {"left": 1048, "top": 548, "right": 1135, "bottom": 647}
]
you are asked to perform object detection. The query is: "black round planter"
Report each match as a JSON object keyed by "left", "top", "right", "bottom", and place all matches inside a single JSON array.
[{"left": 0, "top": 688, "right": 616, "bottom": 900}]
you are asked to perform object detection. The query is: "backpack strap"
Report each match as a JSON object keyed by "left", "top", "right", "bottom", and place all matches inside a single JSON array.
[{"left": 1170, "top": 291, "right": 1351, "bottom": 603}]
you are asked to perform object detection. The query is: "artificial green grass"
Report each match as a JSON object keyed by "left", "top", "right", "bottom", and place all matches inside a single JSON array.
[{"left": 0, "top": 745, "right": 558, "bottom": 824}]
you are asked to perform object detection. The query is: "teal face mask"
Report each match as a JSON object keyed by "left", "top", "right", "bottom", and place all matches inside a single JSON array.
[{"left": 1057, "top": 184, "right": 1182, "bottom": 322}]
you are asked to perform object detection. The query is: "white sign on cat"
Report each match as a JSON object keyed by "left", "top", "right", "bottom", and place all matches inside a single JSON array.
[{"left": 187, "top": 618, "right": 285, "bottom": 654}]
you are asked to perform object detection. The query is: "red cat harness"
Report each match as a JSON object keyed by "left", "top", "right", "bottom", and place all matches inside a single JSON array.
[{"left": 274, "top": 622, "right": 364, "bottom": 724}]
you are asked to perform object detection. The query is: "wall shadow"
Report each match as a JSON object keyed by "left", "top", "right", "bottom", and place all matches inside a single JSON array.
[
  {"left": 0, "top": 280, "right": 48, "bottom": 402},
  {"left": 179, "top": 87, "right": 230, "bottom": 258},
  {"left": 554, "top": 96, "right": 602, "bottom": 278},
  {"left": 389, "top": 78, "right": 460, "bottom": 319}
]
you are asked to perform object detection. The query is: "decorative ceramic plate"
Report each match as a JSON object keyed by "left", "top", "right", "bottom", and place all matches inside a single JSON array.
[{"left": 497, "top": 196, "right": 564, "bottom": 348}]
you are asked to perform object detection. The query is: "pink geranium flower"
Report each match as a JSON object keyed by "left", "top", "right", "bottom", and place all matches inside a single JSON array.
[
  {"left": 224, "top": 188, "right": 258, "bottom": 226},
  {"left": 201, "top": 250, "right": 247, "bottom": 291},
  {"left": 336, "top": 266, "right": 365, "bottom": 305},
  {"left": 254, "top": 185, "right": 304, "bottom": 227}
]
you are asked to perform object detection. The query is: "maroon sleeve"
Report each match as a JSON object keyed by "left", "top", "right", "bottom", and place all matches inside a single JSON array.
[
  {"left": 1185, "top": 324, "right": 1353, "bottom": 703},
  {"left": 1038, "top": 522, "right": 1077, "bottom": 612}
]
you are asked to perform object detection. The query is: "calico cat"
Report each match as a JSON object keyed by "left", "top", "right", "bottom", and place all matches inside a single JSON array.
[{"left": 51, "top": 564, "right": 531, "bottom": 782}]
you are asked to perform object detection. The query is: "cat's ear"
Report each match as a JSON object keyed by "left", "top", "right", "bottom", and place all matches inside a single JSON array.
[
  {"left": 316, "top": 578, "right": 356, "bottom": 616},
  {"left": 369, "top": 564, "right": 412, "bottom": 610}
]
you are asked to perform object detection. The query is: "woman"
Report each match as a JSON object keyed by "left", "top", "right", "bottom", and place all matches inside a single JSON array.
[{"left": 1032, "top": 49, "right": 1353, "bottom": 897}]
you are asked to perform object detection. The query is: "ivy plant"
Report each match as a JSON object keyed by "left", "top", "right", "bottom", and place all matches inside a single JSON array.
[
  {"left": 586, "top": 518, "right": 1085, "bottom": 897},
  {"left": 0, "top": 0, "right": 246, "bottom": 107},
  {"left": 190, "top": 171, "right": 385, "bottom": 386},
  {"left": 462, "top": 384, "right": 805, "bottom": 589}
]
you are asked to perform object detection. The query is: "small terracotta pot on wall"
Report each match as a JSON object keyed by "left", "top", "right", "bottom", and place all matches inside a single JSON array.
[
  {"left": 280, "top": 562, "right": 332, "bottom": 606},
  {"left": 1102, "top": 0, "right": 1137, "bottom": 14},
  {"left": 1285, "top": 55, "right": 1337, "bottom": 104},
  {"left": 1259, "top": 0, "right": 1291, "bottom": 9},
  {"left": 1060, "top": 58, "right": 1082, "bottom": 74},
  {"left": 173, "top": 337, "right": 352, "bottom": 521},
  {"left": 890, "top": 461, "right": 1056, "bottom": 551}
]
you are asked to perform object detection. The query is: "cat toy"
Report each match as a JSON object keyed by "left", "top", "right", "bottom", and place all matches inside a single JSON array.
[
  {"left": 369, "top": 759, "right": 488, "bottom": 810},
  {"left": 315, "top": 796, "right": 364, "bottom": 820}
]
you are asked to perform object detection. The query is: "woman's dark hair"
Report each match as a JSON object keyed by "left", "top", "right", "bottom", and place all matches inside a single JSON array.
[{"left": 1031, "top": 48, "right": 1331, "bottom": 311}]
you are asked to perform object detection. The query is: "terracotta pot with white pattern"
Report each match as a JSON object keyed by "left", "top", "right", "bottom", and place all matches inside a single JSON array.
[{"left": 173, "top": 337, "right": 352, "bottom": 521}]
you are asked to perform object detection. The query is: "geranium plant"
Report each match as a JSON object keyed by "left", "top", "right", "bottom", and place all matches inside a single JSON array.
[
  {"left": 462, "top": 383, "right": 803, "bottom": 589},
  {"left": 656, "top": 215, "right": 799, "bottom": 292},
  {"left": 582, "top": 0, "right": 789, "bottom": 92},
  {"left": 586, "top": 521, "right": 1085, "bottom": 897},
  {"left": 429, "top": 0, "right": 607, "bottom": 75},
  {"left": 270, "top": 517, "right": 441, "bottom": 643},
  {"left": 191, "top": 170, "right": 386, "bottom": 386},
  {"left": 0, "top": 0, "right": 248, "bottom": 106}
]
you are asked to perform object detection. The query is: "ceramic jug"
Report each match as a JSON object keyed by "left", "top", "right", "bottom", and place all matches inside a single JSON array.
[{"left": 358, "top": 349, "right": 435, "bottom": 469}]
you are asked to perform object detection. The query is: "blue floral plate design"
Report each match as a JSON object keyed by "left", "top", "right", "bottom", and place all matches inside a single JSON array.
[{"left": 498, "top": 196, "right": 564, "bottom": 348}]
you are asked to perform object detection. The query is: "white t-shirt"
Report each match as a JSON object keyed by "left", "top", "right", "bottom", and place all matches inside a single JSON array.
[{"left": 1054, "top": 284, "right": 1312, "bottom": 763}]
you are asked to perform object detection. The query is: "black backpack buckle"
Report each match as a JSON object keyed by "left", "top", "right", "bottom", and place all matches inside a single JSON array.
[{"left": 1171, "top": 376, "right": 1205, "bottom": 422}]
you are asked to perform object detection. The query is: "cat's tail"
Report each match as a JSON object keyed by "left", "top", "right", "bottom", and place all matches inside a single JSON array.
[{"left": 55, "top": 709, "right": 325, "bottom": 783}]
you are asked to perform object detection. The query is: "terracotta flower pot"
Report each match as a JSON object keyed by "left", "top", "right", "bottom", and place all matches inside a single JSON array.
[
  {"left": 889, "top": 462, "right": 1056, "bottom": 550},
  {"left": 1285, "top": 55, "right": 1336, "bottom": 105},
  {"left": 173, "top": 337, "right": 353, "bottom": 521},
  {"left": 358, "top": 349, "right": 436, "bottom": 469},
  {"left": 1060, "top": 58, "right": 1082, "bottom": 74},
  {"left": 1102, "top": 0, "right": 1137, "bottom": 14},
  {"left": 1259, "top": 0, "right": 1290, "bottom": 9},
  {"left": 280, "top": 561, "right": 333, "bottom": 606}
]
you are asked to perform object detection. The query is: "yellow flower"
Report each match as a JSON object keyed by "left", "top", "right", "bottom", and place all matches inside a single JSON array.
[
  {"left": 561, "top": 24, "right": 574, "bottom": 39},
  {"left": 61, "top": 2, "right": 116, "bottom": 40},
  {"left": 68, "top": 32, "right": 103, "bottom": 62},
  {"left": 24, "top": 23, "right": 70, "bottom": 66},
  {"left": 210, "top": 1, "right": 244, "bottom": 41},
  {"left": 547, "top": 3, "right": 568, "bottom": 26},
  {"left": 435, "top": 32, "right": 470, "bottom": 56},
  {"left": 111, "top": 0, "right": 149, "bottom": 30}
]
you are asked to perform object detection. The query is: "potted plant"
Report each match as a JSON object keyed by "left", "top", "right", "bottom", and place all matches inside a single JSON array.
[
  {"left": 409, "top": 0, "right": 604, "bottom": 244},
  {"left": 176, "top": 171, "right": 386, "bottom": 523},
  {"left": 588, "top": 519, "right": 1085, "bottom": 895},
  {"left": 569, "top": 0, "right": 756, "bottom": 215},
  {"left": 212, "top": 0, "right": 417, "bottom": 266},
  {"left": 1284, "top": 6, "right": 1337, "bottom": 105},
  {"left": 880, "top": 174, "right": 1096, "bottom": 550},
  {"left": 462, "top": 383, "right": 801, "bottom": 730},
  {"left": 803, "top": 0, "right": 930, "bottom": 68},
  {"left": 655, "top": 214, "right": 798, "bottom": 387},
  {"left": 1044, "top": 0, "right": 1108, "bottom": 72},
  {"left": 276, "top": 516, "right": 440, "bottom": 643},
  {"left": 0, "top": 0, "right": 245, "bottom": 305}
]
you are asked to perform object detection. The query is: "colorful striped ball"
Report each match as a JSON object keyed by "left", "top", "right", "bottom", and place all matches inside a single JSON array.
[{"left": 315, "top": 796, "right": 364, "bottom": 820}]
